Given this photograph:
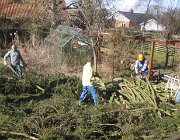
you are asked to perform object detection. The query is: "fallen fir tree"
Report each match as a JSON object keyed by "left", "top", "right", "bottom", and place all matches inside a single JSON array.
[{"left": 0, "top": 71, "right": 179, "bottom": 139}]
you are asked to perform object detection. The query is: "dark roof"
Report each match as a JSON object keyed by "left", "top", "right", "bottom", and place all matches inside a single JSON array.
[{"left": 119, "top": 11, "right": 154, "bottom": 24}]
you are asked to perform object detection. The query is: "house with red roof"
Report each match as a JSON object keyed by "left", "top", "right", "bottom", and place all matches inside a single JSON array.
[
  {"left": 108, "top": 9, "right": 165, "bottom": 31},
  {"left": 0, "top": 0, "right": 68, "bottom": 47}
]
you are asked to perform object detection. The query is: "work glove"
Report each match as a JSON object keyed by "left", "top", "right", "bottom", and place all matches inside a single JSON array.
[
  {"left": 138, "top": 70, "right": 142, "bottom": 75},
  {"left": 21, "top": 62, "right": 27, "bottom": 67},
  {"left": 23, "top": 63, "right": 27, "bottom": 67},
  {"left": 91, "top": 77, "right": 100, "bottom": 82}
]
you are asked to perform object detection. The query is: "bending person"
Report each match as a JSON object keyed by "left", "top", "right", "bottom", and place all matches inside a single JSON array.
[{"left": 135, "top": 53, "right": 148, "bottom": 79}]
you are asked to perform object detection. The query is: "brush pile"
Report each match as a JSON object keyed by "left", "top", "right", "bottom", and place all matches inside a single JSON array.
[{"left": 0, "top": 70, "right": 180, "bottom": 139}]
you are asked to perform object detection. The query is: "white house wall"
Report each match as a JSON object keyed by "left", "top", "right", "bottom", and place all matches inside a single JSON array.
[
  {"left": 140, "top": 19, "right": 165, "bottom": 31},
  {"left": 114, "top": 13, "right": 130, "bottom": 21}
]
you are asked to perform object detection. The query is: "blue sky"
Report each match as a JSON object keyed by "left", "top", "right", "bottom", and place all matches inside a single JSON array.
[{"left": 65, "top": 0, "right": 180, "bottom": 13}]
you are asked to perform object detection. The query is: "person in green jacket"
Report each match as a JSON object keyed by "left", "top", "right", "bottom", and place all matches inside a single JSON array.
[{"left": 79, "top": 58, "right": 98, "bottom": 106}]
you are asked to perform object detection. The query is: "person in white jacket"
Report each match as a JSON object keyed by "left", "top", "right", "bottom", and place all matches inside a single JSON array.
[{"left": 79, "top": 59, "right": 98, "bottom": 106}]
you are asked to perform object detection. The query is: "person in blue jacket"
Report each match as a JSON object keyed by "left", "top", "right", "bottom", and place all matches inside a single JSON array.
[
  {"left": 135, "top": 53, "right": 148, "bottom": 79},
  {"left": 4, "top": 44, "right": 26, "bottom": 79}
]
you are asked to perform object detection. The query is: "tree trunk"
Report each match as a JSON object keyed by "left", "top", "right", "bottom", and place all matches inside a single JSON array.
[
  {"left": 164, "top": 43, "right": 169, "bottom": 67},
  {"left": 2, "top": 30, "right": 7, "bottom": 48},
  {"left": 91, "top": 38, "right": 97, "bottom": 73},
  {"left": 164, "top": 32, "right": 170, "bottom": 67}
]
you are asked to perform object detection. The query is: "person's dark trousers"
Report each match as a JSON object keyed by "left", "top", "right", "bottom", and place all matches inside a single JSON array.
[{"left": 11, "top": 64, "right": 22, "bottom": 79}]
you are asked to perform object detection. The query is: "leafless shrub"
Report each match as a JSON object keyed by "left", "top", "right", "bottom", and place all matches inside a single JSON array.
[
  {"left": 19, "top": 28, "right": 140, "bottom": 81},
  {"left": 97, "top": 29, "right": 139, "bottom": 80},
  {"left": 22, "top": 44, "right": 82, "bottom": 77},
  {"left": 175, "top": 63, "right": 180, "bottom": 76}
]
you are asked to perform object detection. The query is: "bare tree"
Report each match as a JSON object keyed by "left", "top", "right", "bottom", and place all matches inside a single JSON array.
[
  {"left": 69, "top": 0, "right": 109, "bottom": 29},
  {"left": 158, "top": 0, "right": 180, "bottom": 67},
  {"left": 65, "top": 0, "right": 111, "bottom": 72},
  {"left": 136, "top": 0, "right": 180, "bottom": 34},
  {"left": 135, "top": 0, "right": 163, "bottom": 31},
  {"left": 161, "top": 8, "right": 180, "bottom": 34},
  {"left": 42, "top": 0, "right": 68, "bottom": 27}
]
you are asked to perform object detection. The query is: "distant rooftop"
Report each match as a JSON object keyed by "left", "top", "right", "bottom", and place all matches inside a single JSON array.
[
  {"left": 0, "top": 0, "right": 67, "bottom": 19},
  {"left": 0, "top": 0, "right": 45, "bottom": 19},
  {"left": 118, "top": 10, "right": 154, "bottom": 24}
]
